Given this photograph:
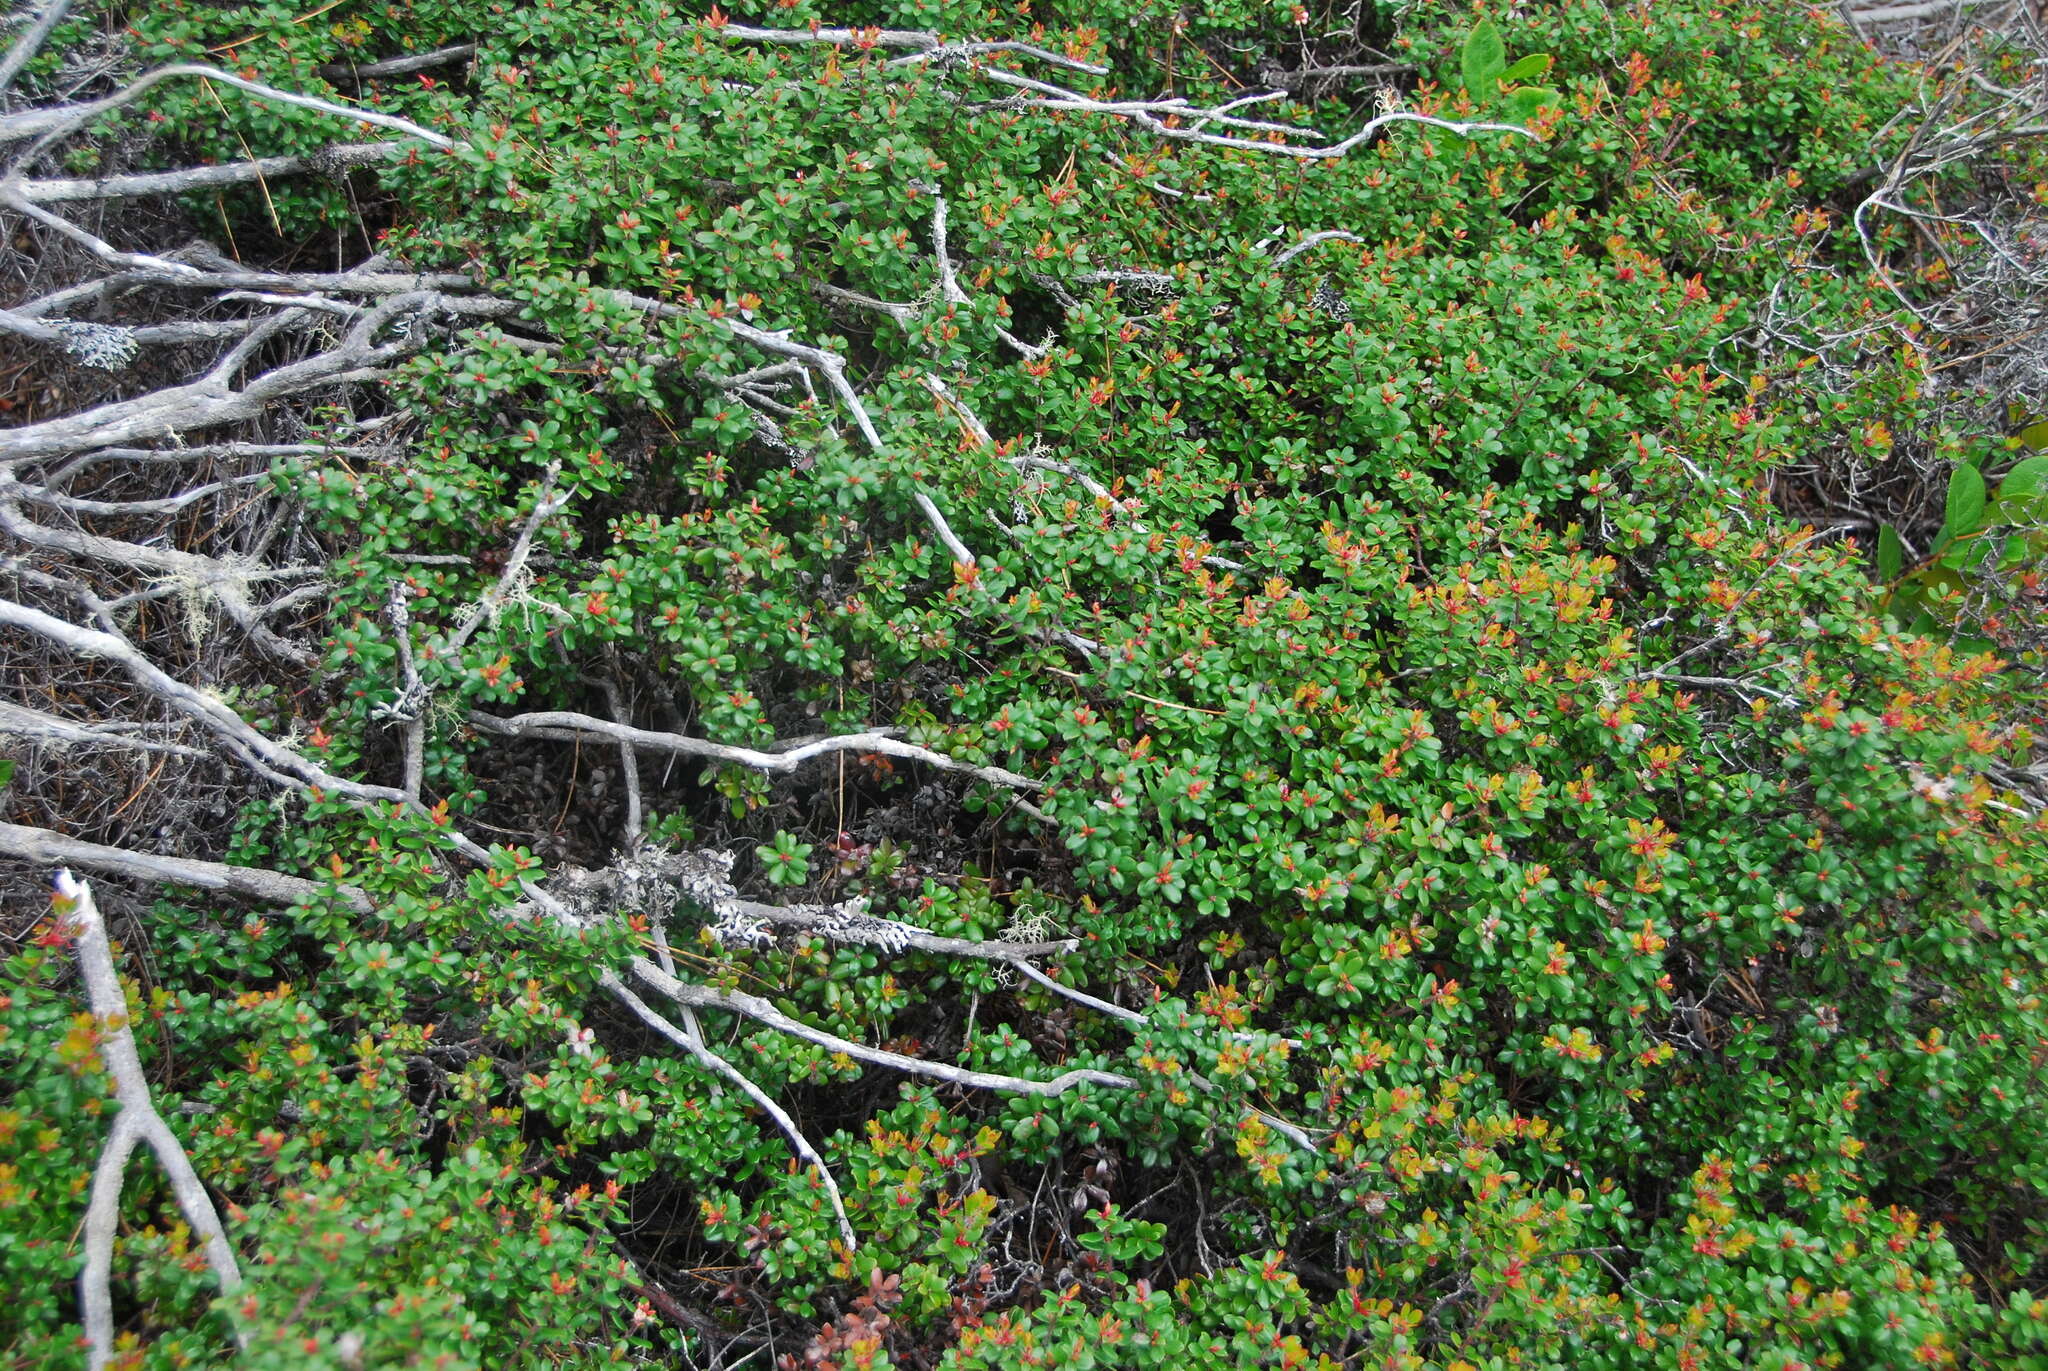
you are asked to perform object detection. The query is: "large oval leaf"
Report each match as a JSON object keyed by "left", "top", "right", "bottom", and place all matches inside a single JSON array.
[
  {"left": 1499, "top": 53, "right": 1553, "bottom": 83},
  {"left": 1462, "top": 19, "right": 1506, "bottom": 93},
  {"left": 1944, "top": 463, "right": 1987, "bottom": 538},
  {"left": 1991, "top": 455, "right": 2048, "bottom": 524},
  {"left": 1876, "top": 523, "right": 1902, "bottom": 582},
  {"left": 1503, "top": 86, "right": 1562, "bottom": 124}
]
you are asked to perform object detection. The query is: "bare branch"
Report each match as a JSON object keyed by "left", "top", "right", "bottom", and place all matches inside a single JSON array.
[
  {"left": 0, "top": 0, "right": 73, "bottom": 97},
  {"left": 317, "top": 43, "right": 479, "bottom": 83},
  {"left": 0, "top": 62, "right": 457, "bottom": 148},
  {"left": 0, "top": 292, "right": 506, "bottom": 462},
  {"left": 715, "top": 23, "right": 1109, "bottom": 76},
  {"left": 1271, "top": 230, "right": 1362, "bottom": 266},
  {"left": 9, "top": 264, "right": 476, "bottom": 313},
  {"left": 601, "top": 672, "right": 643, "bottom": 851},
  {"left": 630, "top": 957, "right": 1139, "bottom": 1097},
  {"left": 467, "top": 709, "right": 1042, "bottom": 792},
  {"left": 1640, "top": 671, "right": 1802, "bottom": 707},
  {"left": 0, "top": 702, "right": 206, "bottom": 758},
  {"left": 922, "top": 185, "right": 1047, "bottom": 359},
  {"left": 55, "top": 871, "right": 243, "bottom": 1369},
  {"left": 1013, "top": 959, "right": 1146, "bottom": 1026},
  {"left": 379, "top": 581, "right": 428, "bottom": 801},
  {"left": 10, "top": 468, "right": 271, "bottom": 517},
  {"left": 45, "top": 442, "right": 355, "bottom": 489},
  {"left": 0, "top": 189, "right": 202, "bottom": 275},
  {"left": 17, "top": 142, "right": 410, "bottom": 204},
  {"left": 0, "top": 823, "right": 373, "bottom": 911},
  {"left": 443, "top": 462, "right": 568, "bottom": 655},
  {"left": 717, "top": 896, "right": 1078, "bottom": 963},
  {"left": 812, "top": 282, "right": 919, "bottom": 326},
  {"left": 0, "top": 595, "right": 408, "bottom": 805},
  {"left": 604, "top": 974, "right": 859, "bottom": 1251},
  {"left": 606, "top": 291, "right": 989, "bottom": 566},
  {"left": 964, "top": 66, "right": 1536, "bottom": 161},
  {"left": 1849, "top": 0, "right": 2003, "bottom": 22},
  {"left": 0, "top": 469, "right": 320, "bottom": 665},
  {"left": 1255, "top": 61, "right": 1416, "bottom": 89}
]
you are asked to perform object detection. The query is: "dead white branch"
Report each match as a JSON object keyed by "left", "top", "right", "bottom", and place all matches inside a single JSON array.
[
  {"left": 56, "top": 871, "right": 243, "bottom": 1369},
  {"left": 922, "top": 185, "right": 1048, "bottom": 359},
  {"left": 0, "top": 293, "right": 509, "bottom": 462},
  {"left": 604, "top": 974, "right": 858, "bottom": 1251},
  {"left": 0, "top": 62, "right": 456, "bottom": 148},
  {"left": 318, "top": 43, "right": 479, "bottom": 83},
  {"left": 727, "top": 898, "right": 1079, "bottom": 961},
  {"left": 1271, "top": 230, "right": 1363, "bottom": 266},
  {"left": 0, "top": 0, "right": 73, "bottom": 97},
  {"left": 964, "top": 64, "right": 1535, "bottom": 161},
  {"left": 715, "top": 23, "right": 1109, "bottom": 77},
  {"left": 444, "top": 463, "right": 569, "bottom": 655},
  {"left": 16, "top": 143, "right": 409, "bottom": 203},
  {"left": 0, "top": 703, "right": 205, "bottom": 758},
  {"left": 0, "top": 469, "right": 319, "bottom": 665},
  {"left": 0, "top": 823, "right": 373, "bottom": 911},
  {"left": 0, "top": 595, "right": 409, "bottom": 805},
  {"left": 11, "top": 468, "right": 271, "bottom": 518},
  {"left": 630, "top": 958, "right": 1139, "bottom": 1097},
  {"left": 600, "top": 672, "right": 644, "bottom": 850},
  {"left": 467, "top": 709, "right": 1042, "bottom": 792}
]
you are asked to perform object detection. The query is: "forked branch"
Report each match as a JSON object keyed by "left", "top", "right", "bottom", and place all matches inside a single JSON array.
[{"left": 56, "top": 871, "right": 244, "bottom": 1369}]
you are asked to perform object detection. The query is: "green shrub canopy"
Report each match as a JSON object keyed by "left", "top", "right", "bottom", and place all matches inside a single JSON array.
[{"left": 3, "top": 0, "right": 2046, "bottom": 1367}]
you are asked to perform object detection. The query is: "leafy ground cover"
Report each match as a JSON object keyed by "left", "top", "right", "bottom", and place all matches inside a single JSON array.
[{"left": 2, "top": 0, "right": 2046, "bottom": 1366}]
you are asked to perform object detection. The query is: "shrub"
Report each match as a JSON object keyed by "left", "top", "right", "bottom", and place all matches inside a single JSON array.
[{"left": 2, "top": 0, "right": 2045, "bottom": 1366}]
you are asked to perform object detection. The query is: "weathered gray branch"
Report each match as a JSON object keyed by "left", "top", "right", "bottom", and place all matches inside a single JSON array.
[
  {"left": 0, "top": 292, "right": 507, "bottom": 462},
  {"left": 0, "top": 703, "right": 206, "bottom": 758},
  {"left": 0, "top": 0, "right": 73, "bottom": 97},
  {"left": 57, "top": 871, "right": 244, "bottom": 1369},
  {"left": 16, "top": 142, "right": 410, "bottom": 204},
  {"left": 0, "top": 62, "right": 456, "bottom": 147},
  {"left": 0, "top": 823, "right": 373, "bottom": 911},
  {"left": 630, "top": 957, "right": 1139, "bottom": 1097},
  {"left": 468, "top": 709, "right": 1042, "bottom": 792},
  {"left": 317, "top": 43, "right": 479, "bottom": 83},
  {"left": 604, "top": 974, "right": 858, "bottom": 1250}
]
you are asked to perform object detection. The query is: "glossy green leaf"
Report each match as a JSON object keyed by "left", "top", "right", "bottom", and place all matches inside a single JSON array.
[
  {"left": 1876, "top": 524, "right": 1902, "bottom": 582},
  {"left": 1503, "top": 86, "right": 1562, "bottom": 123},
  {"left": 1940, "top": 534, "right": 1996, "bottom": 572},
  {"left": 1991, "top": 455, "right": 2048, "bottom": 524},
  {"left": 1462, "top": 19, "right": 1507, "bottom": 92},
  {"left": 2019, "top": 421, "right": 2048, "bottom": 451},
  {"left": 1499, "top": 53, "right": 1553, "bottom": 83},
  {"left": 2000, "top": 455, "right": 2048, "bottom": 494},
  {"left": 1944, "top": 463, "right": 1986, "bottom": 537}
]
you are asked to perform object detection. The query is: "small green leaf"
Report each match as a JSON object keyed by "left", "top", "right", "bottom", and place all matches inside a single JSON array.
[
  {"left": 1876, "top": 524, "right": 1902, "bottom": 582},
  {"left": 1945, "top": 463, "right": 1987, "bottom": 536},
  {"left": 2020, "top": 421, "right": 2048, "bottom": 451},
  {"left": 1499, "top": 53, "right": 1553, "bottom": 83},
  {"left": 0, "top": 758, "right": 13, "bottom": 789},
  {"left": 1461, "top": 19, "right": 1507, "bottom": 93}
]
